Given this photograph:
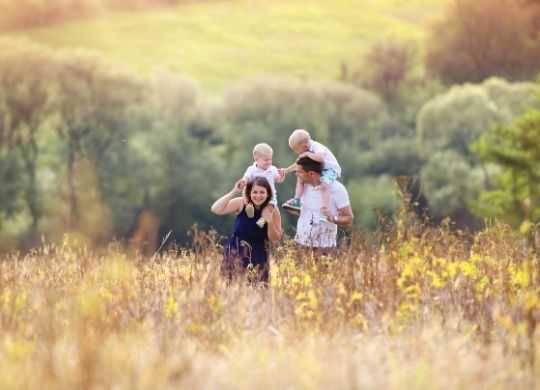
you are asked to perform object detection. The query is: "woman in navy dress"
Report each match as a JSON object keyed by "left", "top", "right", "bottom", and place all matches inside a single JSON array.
[{"left": 211, "top": 177, "right": 282, "bottom": 283}]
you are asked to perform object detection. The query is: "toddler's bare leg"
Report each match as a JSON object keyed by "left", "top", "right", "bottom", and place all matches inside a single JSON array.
[
  {"left": 294, "top": 177, "right": 304, "bottom": 199},
  {"left": 320, "top": 182, "right": 330, "bottom": 214},
  {"left": 245, "top": 202, "right": 255, "bottom": 218}
]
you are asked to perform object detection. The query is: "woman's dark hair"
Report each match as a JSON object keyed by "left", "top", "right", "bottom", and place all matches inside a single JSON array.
[{"left": 245, "top": 177, "right": 273, "bottom": 210}]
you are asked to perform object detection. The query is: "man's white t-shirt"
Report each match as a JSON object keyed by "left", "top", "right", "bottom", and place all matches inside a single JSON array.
[
  {"left": 309, "top": 140, "right": 342, "bottom": 177},
  {"left": 243, "top": 163, "right": 280, "bottom": 203},
  {"left": 295, "top": 181, "right": 350, "bottom": 248}
]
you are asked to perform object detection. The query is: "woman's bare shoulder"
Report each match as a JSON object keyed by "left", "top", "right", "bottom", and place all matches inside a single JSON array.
[{"left": 229, "top": 197, "right": 245, "bottom": 213}]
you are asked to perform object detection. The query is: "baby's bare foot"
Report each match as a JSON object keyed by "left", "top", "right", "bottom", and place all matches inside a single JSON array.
[{"left": 245, "top": 202, "right": 255, "bottom": 218}]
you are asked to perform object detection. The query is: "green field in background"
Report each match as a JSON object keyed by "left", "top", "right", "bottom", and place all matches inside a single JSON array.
[{"left": 6, "top": 0, "right": 445, "bottom": 92}]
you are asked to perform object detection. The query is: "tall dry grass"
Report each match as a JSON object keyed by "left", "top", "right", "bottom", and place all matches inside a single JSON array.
[{"left": 0, "top": 213, "right": 539, "bottom": 389}]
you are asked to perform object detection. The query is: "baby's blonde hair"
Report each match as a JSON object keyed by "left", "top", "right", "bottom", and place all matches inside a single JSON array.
[
  {"left": 288, "top": 129, "right": 311, "bottom": 149},
  {"left": 253, "top": 143, "right": 273, "bottom": 158}
]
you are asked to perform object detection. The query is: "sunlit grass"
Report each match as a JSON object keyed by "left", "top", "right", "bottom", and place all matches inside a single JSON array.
[
  {"left": 0, "top": 216, "right": 538, "bottom": 388},
  {"left": 5, "top": 0, "right": 445, "bottom": 92}
]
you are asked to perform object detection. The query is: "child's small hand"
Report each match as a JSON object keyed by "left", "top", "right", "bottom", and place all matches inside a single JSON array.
[
  {"left": 261, "top": 205, "right": 276, "bottom": 221},
  {"left": 277, "top": 168, "right": 286, "bottom": 182},
  {"left": 299, "top": 151, "right": 311, "bottom": 158}
]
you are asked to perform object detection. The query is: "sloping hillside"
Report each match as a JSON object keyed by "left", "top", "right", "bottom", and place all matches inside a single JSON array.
[{"left": 7, "top": 0, "right": 445, "bottom": 92}]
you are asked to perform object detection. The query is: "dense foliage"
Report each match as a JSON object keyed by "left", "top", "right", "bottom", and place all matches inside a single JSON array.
[
  {"left": 473, "top": 107, "right": 540, "bottom": 229},
  {"left": 1, "top": 37, "right": 539, "bottom": 249}
]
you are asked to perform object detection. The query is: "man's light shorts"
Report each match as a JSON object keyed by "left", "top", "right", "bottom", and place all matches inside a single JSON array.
[{"left": 321, "top": 168, "right": 339, "bottom": 184}]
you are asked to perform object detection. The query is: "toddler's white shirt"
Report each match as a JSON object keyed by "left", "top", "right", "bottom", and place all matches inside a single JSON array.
[
  {"left": 243, "top": 163, "right": 280, "bottom": 201},
  {"left": 309, "top": 140, "right": 342, "bottom": 177}
]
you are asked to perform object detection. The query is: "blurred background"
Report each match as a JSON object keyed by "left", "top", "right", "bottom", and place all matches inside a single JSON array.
[{"left": 0, "top": 0, "right": 539, "bottom": 252}]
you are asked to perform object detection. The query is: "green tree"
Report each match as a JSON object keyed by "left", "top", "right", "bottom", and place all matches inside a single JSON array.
[
  {"left": 420, "top": 150, "right": 485, "bottom": 226},
  {"left": 348, "top": 176, "right": 400, "bottom": 230},
  {"left": 133, "top": 121, "right": 226, "bottom": 242},
  {"left": 473, "top": 109, "right": 540, "bottom": 226},
  {"left": 362, "top": 136, "right": 422, "bottom": 177},
  {"left": 0, "top": 149, "right": 24, "bottom": 228},
  {"left": 417, "top": 83, "right": 501, "bottom": 158},
  {"left": 51, "top": 50, "right": 144, "bottom": 231},
  {"left": 416, "top": 78, "right": 539, "bottom": 222},
  {"left": 0, "top": 39, "right": 57, "bottom": 233},
  {"left": 121, "top": 72, "right": 228, "bottom": 242}
]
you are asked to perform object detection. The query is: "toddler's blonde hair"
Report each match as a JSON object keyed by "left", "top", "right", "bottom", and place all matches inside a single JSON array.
[
  {"left": 253, "top": 143, "right": 273, "bottom": 158},
  {"left": 288, "top": 129, "right": 311, "bottom": 149}
]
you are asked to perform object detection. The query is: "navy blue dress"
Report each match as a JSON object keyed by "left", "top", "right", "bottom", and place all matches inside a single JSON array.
[{"left": 222, "top": 205, "right": 269, "bottom": 282}]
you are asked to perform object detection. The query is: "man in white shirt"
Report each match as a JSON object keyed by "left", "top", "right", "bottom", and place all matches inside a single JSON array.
[{"left": 292, "top": 156, "right": 353, "bottom": 248}]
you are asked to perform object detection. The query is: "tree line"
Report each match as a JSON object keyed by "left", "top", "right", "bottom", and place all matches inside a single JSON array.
[{"left": 1, "top": 37, "right": 538, "bottom": 251}]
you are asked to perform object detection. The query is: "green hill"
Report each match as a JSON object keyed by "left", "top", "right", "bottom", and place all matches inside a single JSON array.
[{"left": 6, "top": 0, "right": 445, "bottom": 93}]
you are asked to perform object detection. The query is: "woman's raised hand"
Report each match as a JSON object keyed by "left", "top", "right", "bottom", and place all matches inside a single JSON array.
[
  {"left": 261, "top": 205, "right": 276, "bottom": 221},
  {"left": 263, "top": 205, "right": 282, "bottom": 241},
  {"left": 233, "top": 179, "right": 246, "bottom": 194}
]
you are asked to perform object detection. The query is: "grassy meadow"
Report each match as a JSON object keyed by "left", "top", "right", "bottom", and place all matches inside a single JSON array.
[
  {"left": 3, "top": 1, "right": 540, "bottom": 388},
  {"left": 1, "top": 216, "right": 539, "bottom": 389},
  {"left": 5, "top": 0, "right": 444, "bottom": 92}
]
